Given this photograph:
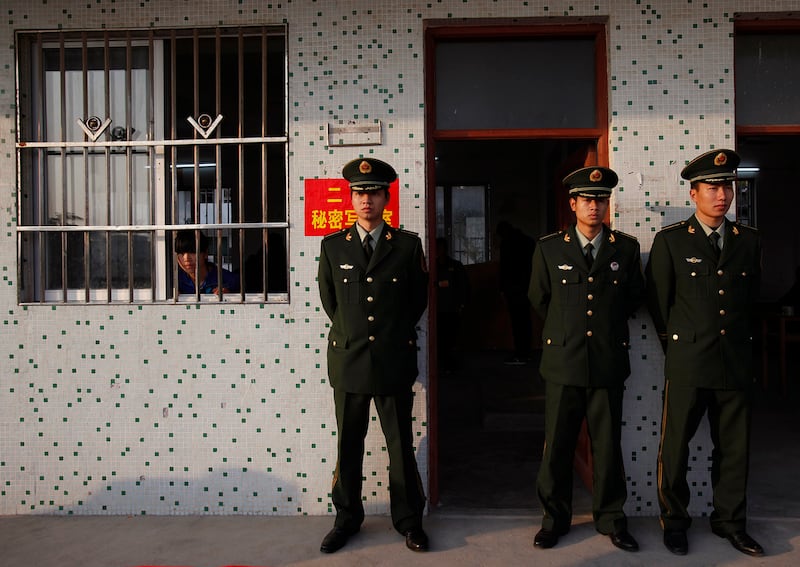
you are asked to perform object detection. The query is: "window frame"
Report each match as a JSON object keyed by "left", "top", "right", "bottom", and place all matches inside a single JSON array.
[{"left": 15, "top": 26, "right": 290, "bottom": 305}]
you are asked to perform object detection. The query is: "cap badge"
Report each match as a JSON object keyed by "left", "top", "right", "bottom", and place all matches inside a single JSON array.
[
  {"left": 714, "top": 152, "right": 727, "bottom": 166},
  {"left": 589, "top": 169, "right": 603, "bottom": 183},
  {"left": 358, "top": 160, "right": 372, "bottom": 174}
]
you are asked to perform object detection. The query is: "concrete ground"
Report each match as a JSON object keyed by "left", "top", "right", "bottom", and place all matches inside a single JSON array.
[{"left": 1, "top": 512, "right": 798, "bottom": 566}]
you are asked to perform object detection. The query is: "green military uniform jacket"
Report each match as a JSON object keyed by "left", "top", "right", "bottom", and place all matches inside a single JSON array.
[
  {"left": 529, "top": 224, "right": 645, "bottom": 387},
  {"left": 318, "top": 223, "right": 429, "bottom": 395},
  {"left": 645, "top": 214, "right": 761, "bottom": 389}
]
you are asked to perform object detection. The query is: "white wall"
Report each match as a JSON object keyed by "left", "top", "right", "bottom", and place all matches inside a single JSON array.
[{"left": 0, "top": 0, "right": 791, "bottom": 517}]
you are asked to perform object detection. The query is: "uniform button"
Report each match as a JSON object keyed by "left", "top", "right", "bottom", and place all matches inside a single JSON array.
[
  {"left": 587, "top": 310, "right": 593, "bottom": 316},
  {"left": 366, "top": 276, "right": 373, "bottom": 283},
  {"left": 719, "top": 309, "right": 726, "bottom": 316},
  {"left": 368, "top": 315, "right": 375, "bottom": 322},
  {"left": 718, "top": 289, "right": 725, "bottom": 296},
  {"left": 332, "top": 340, "right": 337, "bottom": 347},
  {"left": 587, "top": 294, "right": 594, "bottom": 301},
  {"left": 613, "top": 279, "right": 619, "bottom": 285},
  {"left": 367, "top": 296, "right": 374, "bottom": 302},
  {"left": 408, "top": 340, "right": 413, "bottom": 345},
  {"left": 741, "top": 271, "right": 747, "bottom": 276},
  {"left": 369, "top": 335, "right": 375, "bottom": 342},
  {"left": 561, "top": 279, "right": 567, "bottom": 284},
  {"left": 343, "top": 278, "right": 349, "bottom": 283},
  {"left": 717, "top": 269, "right": 724, "bottom": 276},
  {"left": 393, "top": 278, "right": 398, "bottom": 282},
  {"left": 720, "top": 329, "right": 726, "bottom": 336},
  {"left": 588, "top": 276, "right": 594, "bottom": 283},
  {"left": 546, "top": 338, "right": 552, "bottom": 345},
  {"left": 672, "top": 334, "right": 679, "bottom": 341},
  {"left": 691, "top": 271, "right": 697, "bottom": 277},
  {"left": 586, "top": 331, "right": 593, "bottom": 337}
]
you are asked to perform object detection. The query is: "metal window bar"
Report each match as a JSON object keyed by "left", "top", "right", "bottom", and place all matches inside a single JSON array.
[
  {"left": 262, "top": 32, "right": 270, "bottom": 297},
  {"left": 192, "top": 30, "right": 201, "bottom": 302},
  {"left": 58, "top": 34, "right": 68, "bottom": 302},
  {"left": 147, "top": 30, "right": 158, "bottom": 303},
  {"left": 238, "top": 30, "right": 247, "bottom": 300},
  {"left": 170, "top": 29, "right": 179, "bottom": 302},
  {"left": 214, "top": 29, "right": 224, "bottom": 301},
  {"left": 104, "top": 32, "right": 113, "bottom": 303}
]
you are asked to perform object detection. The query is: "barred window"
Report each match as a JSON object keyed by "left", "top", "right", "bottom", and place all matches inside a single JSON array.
[{"left": 15, "top": 26, "right": 289, "bottom": 304}]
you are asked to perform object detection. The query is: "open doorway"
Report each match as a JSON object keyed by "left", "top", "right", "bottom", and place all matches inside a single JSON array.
[{"left": 432, "top": 139, "right": 598, "bottom": 510}]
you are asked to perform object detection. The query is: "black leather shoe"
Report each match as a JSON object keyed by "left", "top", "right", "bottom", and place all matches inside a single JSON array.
[
  {"left": 320, "top": 526, "right": 358, "bottom": 554},
  {"left": 533, "top": 528, "right": 561, "bottom": 549},
  {"left": 663, "top": 529, "right": 688, "bottom": 555},
  {"left": 609, "top": 529, "right": 639, "bottom": 552},
  {"left": 404, "top": 528, "right": 429, "bottom": 552},
  {"left": 719, "top": 531, "right": 765, "bottom": 557}
]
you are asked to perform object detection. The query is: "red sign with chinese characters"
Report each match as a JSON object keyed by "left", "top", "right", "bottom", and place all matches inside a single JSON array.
[{"left": 304, "top": 178, "right": 400, "bottom": 236}]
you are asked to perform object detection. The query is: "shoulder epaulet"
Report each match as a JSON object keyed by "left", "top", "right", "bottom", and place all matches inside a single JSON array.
[
  {"left": 661, "top": 220, "right": 687, "bottom": 232},
  {"left": 393, "top": 226, "right": 419, "bottom": 237},
  {"left": 322, "top": 228, "right": 349, "bottom": 241},
  {"left": 732, "top": 222, "right": 758, "bottom": 233},
  {"left": 538, "top": 231, "right": 563, "bottom": 242},
  {"left": 611, "top": 229, "right": 638, "bottom": 242}
]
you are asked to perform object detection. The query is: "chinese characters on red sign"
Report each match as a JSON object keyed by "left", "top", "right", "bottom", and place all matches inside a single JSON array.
[{"left": 304, "top": 178, "right": 400, "bottom": 236}]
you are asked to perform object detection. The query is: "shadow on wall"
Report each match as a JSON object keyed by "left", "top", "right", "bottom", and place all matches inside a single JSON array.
[
  {"left": 46, "top": 469, "right": 308, "bottom": 515},
  {"left": 38, "top": 431, "right": 430, "bottom": 516}
]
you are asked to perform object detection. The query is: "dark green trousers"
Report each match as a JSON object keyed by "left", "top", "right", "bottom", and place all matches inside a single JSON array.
[
  {"left": 658, "top": 381, "right": 752, "bottom": 534},
  {"left": 537, "top": 382, "right": 628, "bottom": 534},
  {"left": 331, "top": 389, "right": 426, "bottom": 534}
]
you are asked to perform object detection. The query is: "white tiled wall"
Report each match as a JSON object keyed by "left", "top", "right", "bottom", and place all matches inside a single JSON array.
[{"left": 1, "top": 0, "right": 792, "bottom": 517}]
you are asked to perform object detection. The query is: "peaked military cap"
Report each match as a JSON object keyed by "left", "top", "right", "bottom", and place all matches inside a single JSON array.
[
  {"left": 563, "top": 166, "right": 618, "bottom": 198},
  {"left": 342, "top": 157, "right": 397, "bottom": 191},
  {"left": 681, "top": 149, "right": 740, "bottom": 183}
]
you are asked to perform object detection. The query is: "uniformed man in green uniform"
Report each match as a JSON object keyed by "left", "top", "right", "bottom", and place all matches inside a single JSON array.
[
  {"left": 646, "top": 149, "right": 764, "bottom": 557},
  {"left": 529, "top": 166, "right": 644, "bottom": 552},
  {"left": 317, "top": 157, "right": 430, "bottom": 554}
]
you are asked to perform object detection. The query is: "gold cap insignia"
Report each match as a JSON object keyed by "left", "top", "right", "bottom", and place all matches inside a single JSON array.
[
  {"left": 714, "top": 152, "right": 727, "bottom": 167},
  {"left": 358, "top": 160, "right": 372, "bottom": 174},
  {"left": 589, "top": 169, "right": 603, "bottom": 183}
]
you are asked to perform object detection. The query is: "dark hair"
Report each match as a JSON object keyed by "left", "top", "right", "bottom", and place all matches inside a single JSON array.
[{"left": 174, "top": 229, "right": 209, "bottom": 254}]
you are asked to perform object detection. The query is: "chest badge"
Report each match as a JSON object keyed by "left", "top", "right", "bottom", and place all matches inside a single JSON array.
[
  {"left": 558, "top": 264, "right": 574, "bottom": 271},
  {"left": 685, "top": 257, "right": 702, "bottom": 264},
  {"left": 339, "top": 264, "right": 354, "bottom": 270}
]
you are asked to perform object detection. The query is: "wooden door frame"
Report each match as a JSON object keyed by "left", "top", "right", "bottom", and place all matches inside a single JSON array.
[{"left": 423, "top": 17, "right": 611, "bottom": 507}]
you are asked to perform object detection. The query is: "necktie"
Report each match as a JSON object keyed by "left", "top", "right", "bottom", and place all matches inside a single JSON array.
[
  {"left": 585, "top": 243, "right": 594, "bottom": 268},
  {"left": 363, "top": 235, "right": 373, "bottom": 261},
  {"left": 709, "top": 231, "right": 721, "bottom": 259}
]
